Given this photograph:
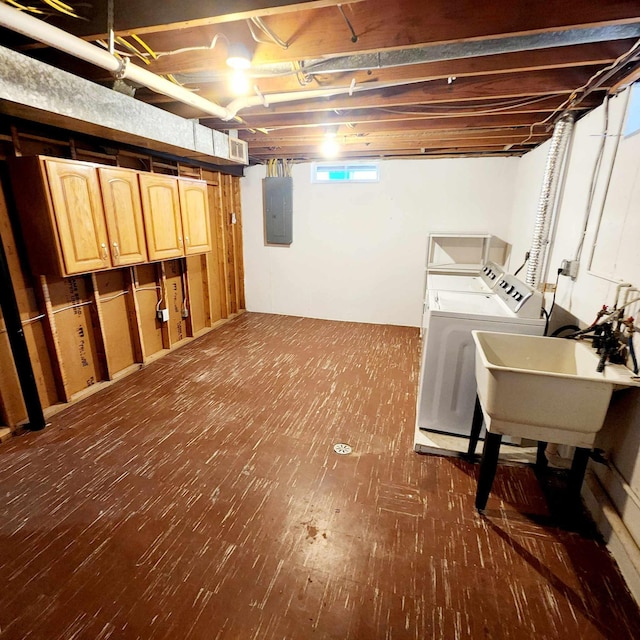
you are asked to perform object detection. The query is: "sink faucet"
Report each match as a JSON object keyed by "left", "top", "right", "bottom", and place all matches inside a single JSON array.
[
  {"left": 565, "top": 311, "right": 629, "bottom": 373},
  {"left": 592, "top": 323, "right": 623, "bottom": 372}
]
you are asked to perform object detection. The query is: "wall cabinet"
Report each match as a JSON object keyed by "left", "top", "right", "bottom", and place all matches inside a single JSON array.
[
  {"left": 10, "top": 157, "right": 112, "bottom": 275},
  {"left": 178, "top": 179, "right": 212, "bottom": 255},
  {"left": 10, "top": 156, "right": 212, "bottom": 276},
  {"left": 138, "top": 174, "right": 184, "bottom": 261},
  {"left": 98, "top": 167, "right": 148, "bottom": 266}
]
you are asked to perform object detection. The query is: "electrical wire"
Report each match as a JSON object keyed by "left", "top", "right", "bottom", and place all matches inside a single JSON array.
[
  {"left": 148, "top": 33, "right": 229, "bottom": 60},
  {"left": 52, "top": 300, "right": 93, "bottom": 314},
  {"left": 134, "top": 285, "right": 164, "bottom": 313},
  {"left": 4, "top": 0, "right": 46, "bottom": 14},
  {"left": 521, "top": 37, "right": 640, "bottom": 146},
  {"left": 543, "top": 268, "right": 562, "bottom": 335},
  {"left": 249, "top": 16, "right": 288, "bottom": 49},
  {"left": 98, "top": 290, "right": 128, "bottom": 303},
  {"left": 378, "top": 95, "right": 561, "bottom": 116},
  {"left": 513, "top": 251, "right": 530, "bottom": 277}
]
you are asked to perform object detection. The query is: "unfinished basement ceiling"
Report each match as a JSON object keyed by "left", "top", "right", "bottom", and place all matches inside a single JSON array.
[{"left": 1, "top": 0, "right": 640, "bottom": 163}]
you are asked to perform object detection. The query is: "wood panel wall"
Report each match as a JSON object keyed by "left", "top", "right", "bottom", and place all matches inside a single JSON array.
[{"left": 0, "top": 125, "right": 245, "bottom": 433}]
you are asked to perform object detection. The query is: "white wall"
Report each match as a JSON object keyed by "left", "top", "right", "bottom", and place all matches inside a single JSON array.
[
  {"left": 241, "top": 158, "right": 518, "bottom": 326},
  {"left": 507, "top": 87, "right": 640, "bottom": 597}
]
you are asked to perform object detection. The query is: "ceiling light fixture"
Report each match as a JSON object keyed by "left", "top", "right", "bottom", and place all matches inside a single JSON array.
[
  {"left": 229, "top": 69, "right": 250, "bottom": 95},
  {"left": 321, "top": 132, "right": 340, "bottom": 158},
  {"left": 226, "top": 42, "right": 252, "bottom": 69}
]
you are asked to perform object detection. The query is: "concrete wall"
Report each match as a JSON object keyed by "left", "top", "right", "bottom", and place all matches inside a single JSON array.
[
  {"left": 507, "top": 87, "right": 640, "bottom": 600},
  {"left": 241, "top": 158, "right": 518, "bottom": 327}
]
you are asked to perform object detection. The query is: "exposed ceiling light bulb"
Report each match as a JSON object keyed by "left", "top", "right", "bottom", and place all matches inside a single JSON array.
[
  {"left": 229, "top": 69, "right": 250, "bottom": 95},
  {"left": 226, "top": 42, "right": 252, "bottom": 70},
  {"left": 321, "top": 134, "right": 340, "bottom": 158}
]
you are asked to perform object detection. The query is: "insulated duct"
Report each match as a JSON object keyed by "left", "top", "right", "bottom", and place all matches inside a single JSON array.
[{"left": 525, "top": 114, "right": 574, "bottom": 288}]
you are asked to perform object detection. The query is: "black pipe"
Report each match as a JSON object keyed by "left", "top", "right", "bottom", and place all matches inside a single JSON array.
[{"left": 0, "top": 236, "right": 46, "bottom": 431}]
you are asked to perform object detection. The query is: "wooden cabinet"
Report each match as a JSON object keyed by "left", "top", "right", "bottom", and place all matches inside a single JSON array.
[
  {"left": 138, "top": 174, "right": 184, "bottom": 261},
  {"left": 140, "top": 174, "right": 212, "bottom": 261},
  {"left": 98, "top": 167, "right": 148, "bottom": 266},
  {"left": 178, "top": 179, "right": 212, "bottom": 255},
  {"left": 10, "top": 156, "right": 213, "bottom": 276},
  {"left": 10, "top": 157, "right": 111, "bottom": 275}
]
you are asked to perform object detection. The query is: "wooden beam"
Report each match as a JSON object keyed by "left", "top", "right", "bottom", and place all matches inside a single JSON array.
[
  {"left": 195, "top": 0, "right": 640, "bottom": 66},
  {"left": 246, "top": 129, "right": 548, "bottom": 146},
  {"left": 249, "top": 144, "right": 532, "bottom": 160},
  {"left": 46, "top": 1, "right": 364, "bottom": 39},
  {"left": 201, "top": 96, "right": 601, "bottom": 130}
]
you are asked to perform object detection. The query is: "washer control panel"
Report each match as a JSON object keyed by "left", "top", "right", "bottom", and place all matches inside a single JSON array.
[
  {"left": 479, "top": 261, "right": 505, "bottom": 289},
  {"left": 495, "top": 274, "right": 542, "bottom": 318}
]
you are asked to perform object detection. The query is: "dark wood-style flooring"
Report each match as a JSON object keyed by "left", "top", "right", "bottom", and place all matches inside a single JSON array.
[{"left": 1, "top": 313, "right": 639, "bottom": 639}]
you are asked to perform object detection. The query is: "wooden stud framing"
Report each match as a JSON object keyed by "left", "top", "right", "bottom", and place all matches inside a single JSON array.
[{"left": 0, "top": 121, "right": 247, "bottom": 431}]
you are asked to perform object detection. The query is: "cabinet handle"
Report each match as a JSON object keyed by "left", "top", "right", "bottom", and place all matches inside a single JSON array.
[
  {"left": 178, "top": 236, "right": 183, "bottom": 247},
  {"left": 113, "top": 241, "right": 119, "bottom": 258},
  {"left": 185, "top": 236, "right": 190, "bottom": 246},
  {"left": 101, "top": 243, "right": 108, "bottom": 261}
]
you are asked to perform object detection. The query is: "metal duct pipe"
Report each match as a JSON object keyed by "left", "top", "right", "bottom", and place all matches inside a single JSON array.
[
  {"left": 526, "top": 114, "right": 574, "bottom": 288},
  {"left": 0, "top": 3, "right": 233, "bottom": 121},
  {"left": 177, "top": 23, "right": 640, "bottom": 84}
]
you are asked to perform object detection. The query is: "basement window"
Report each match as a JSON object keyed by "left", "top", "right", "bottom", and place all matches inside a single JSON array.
[
  {"left": 624, "top": 81, "right": 640, "bottom": 138},
  {"left": 312, "top": 163, "right": 379, "bottom": 183}
]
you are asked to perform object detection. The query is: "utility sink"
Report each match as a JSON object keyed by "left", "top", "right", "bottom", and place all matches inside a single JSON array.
[{"left": 472, "top": 331, "right": 640, "bottom": 448}]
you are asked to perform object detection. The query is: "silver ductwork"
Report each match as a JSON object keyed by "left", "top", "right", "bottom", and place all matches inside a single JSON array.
[{"left": 526, "top": 114, "right": 574, "bottom": 288}]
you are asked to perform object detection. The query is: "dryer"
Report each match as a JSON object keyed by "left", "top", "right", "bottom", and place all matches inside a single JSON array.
[{"left": 416, "top": 274, "right": 545, "bottom": 439}]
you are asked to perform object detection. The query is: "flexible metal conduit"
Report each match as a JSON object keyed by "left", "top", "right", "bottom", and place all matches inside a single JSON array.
[{"left": 525, "top": 114, "right": 574, "bottom": 288}]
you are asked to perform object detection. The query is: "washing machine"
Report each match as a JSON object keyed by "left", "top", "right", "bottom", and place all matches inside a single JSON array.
[
  {"left": 426, "top": 261, "right": 504, "bottom": 294},
  {"left": 420, "top": 262, "right": 504, "bottom": 335},
  {"left": 416, "top": 273, "right": 545, "bottom": 439}
]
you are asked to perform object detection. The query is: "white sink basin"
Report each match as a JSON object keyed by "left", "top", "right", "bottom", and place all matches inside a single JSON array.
[{"left": 472, "top": 331, "right": 640, "bottom": 448}]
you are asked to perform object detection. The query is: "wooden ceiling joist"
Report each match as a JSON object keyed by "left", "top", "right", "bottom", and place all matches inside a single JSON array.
[{"left": 1, "top": 0, "right": 638, "bottom": 162}]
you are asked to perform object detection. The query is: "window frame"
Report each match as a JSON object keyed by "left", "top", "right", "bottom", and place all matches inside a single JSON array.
[{"left": 311, "top": 162, "right": 380, "bottom": 184}]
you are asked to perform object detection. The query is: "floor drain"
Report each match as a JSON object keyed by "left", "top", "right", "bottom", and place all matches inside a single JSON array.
[{"left": 333, "top": 443, "right": 352, "bottom": 455}]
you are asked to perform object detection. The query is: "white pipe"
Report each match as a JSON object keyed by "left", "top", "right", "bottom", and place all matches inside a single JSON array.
[
  {"left": 0, "top": 3, "right": 233, "bottom": 121},
  {"left": 586, "top": 88, "right": 632, "bottom": 275},
  {"left": 223, "top": 77, "right": 428, "bottom": 120},
  {"left": 0, "top": 3, "right": 441, "bottom": 124}
]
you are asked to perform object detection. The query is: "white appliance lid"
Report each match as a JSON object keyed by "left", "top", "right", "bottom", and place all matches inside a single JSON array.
[
  {"left": 429, "top": 290, "right": 515, "bottom": 318},
  {"left": 427, "top": 274, "right": 490, "bottom": 293}
]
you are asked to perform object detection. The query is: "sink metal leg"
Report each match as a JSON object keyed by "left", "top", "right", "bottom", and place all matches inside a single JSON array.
[
  {"left": 568, "top": 447, "right": 591, "bottom": 501},
  {"left": 536, "top": 441, "right": 548, "bottom": 469},
  {"left": 467, "top": 395, "right": 483, "bottom": 458},
  {"left": 475, "top": 432, "right": 503, "bottom": 512}
]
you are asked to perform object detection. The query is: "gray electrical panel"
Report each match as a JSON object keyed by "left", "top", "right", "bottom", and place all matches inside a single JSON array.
[{"left": 264, "top": 177, "right": 293, "bottom": 245}]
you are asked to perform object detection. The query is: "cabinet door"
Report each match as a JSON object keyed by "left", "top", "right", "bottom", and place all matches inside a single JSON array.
[
  {"left": 138, "top": 174, "right": 184, "bottom": 261},
  {"left": 178, "top": 179, "right": 212, "bottom": 255},
  {"left": 45, "top": 159, "right": 111, "bottom": 274},
  {"left": 98, "top": 167, "right": 148, "bottom": 266}
]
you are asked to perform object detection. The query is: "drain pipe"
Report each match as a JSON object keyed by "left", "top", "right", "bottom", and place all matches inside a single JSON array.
[
  {"left": 525, "top": 114, "right": 574, "bottom": 288},
  {"left": 0, "top": 3, "right": 233, "bottom": 121}
]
